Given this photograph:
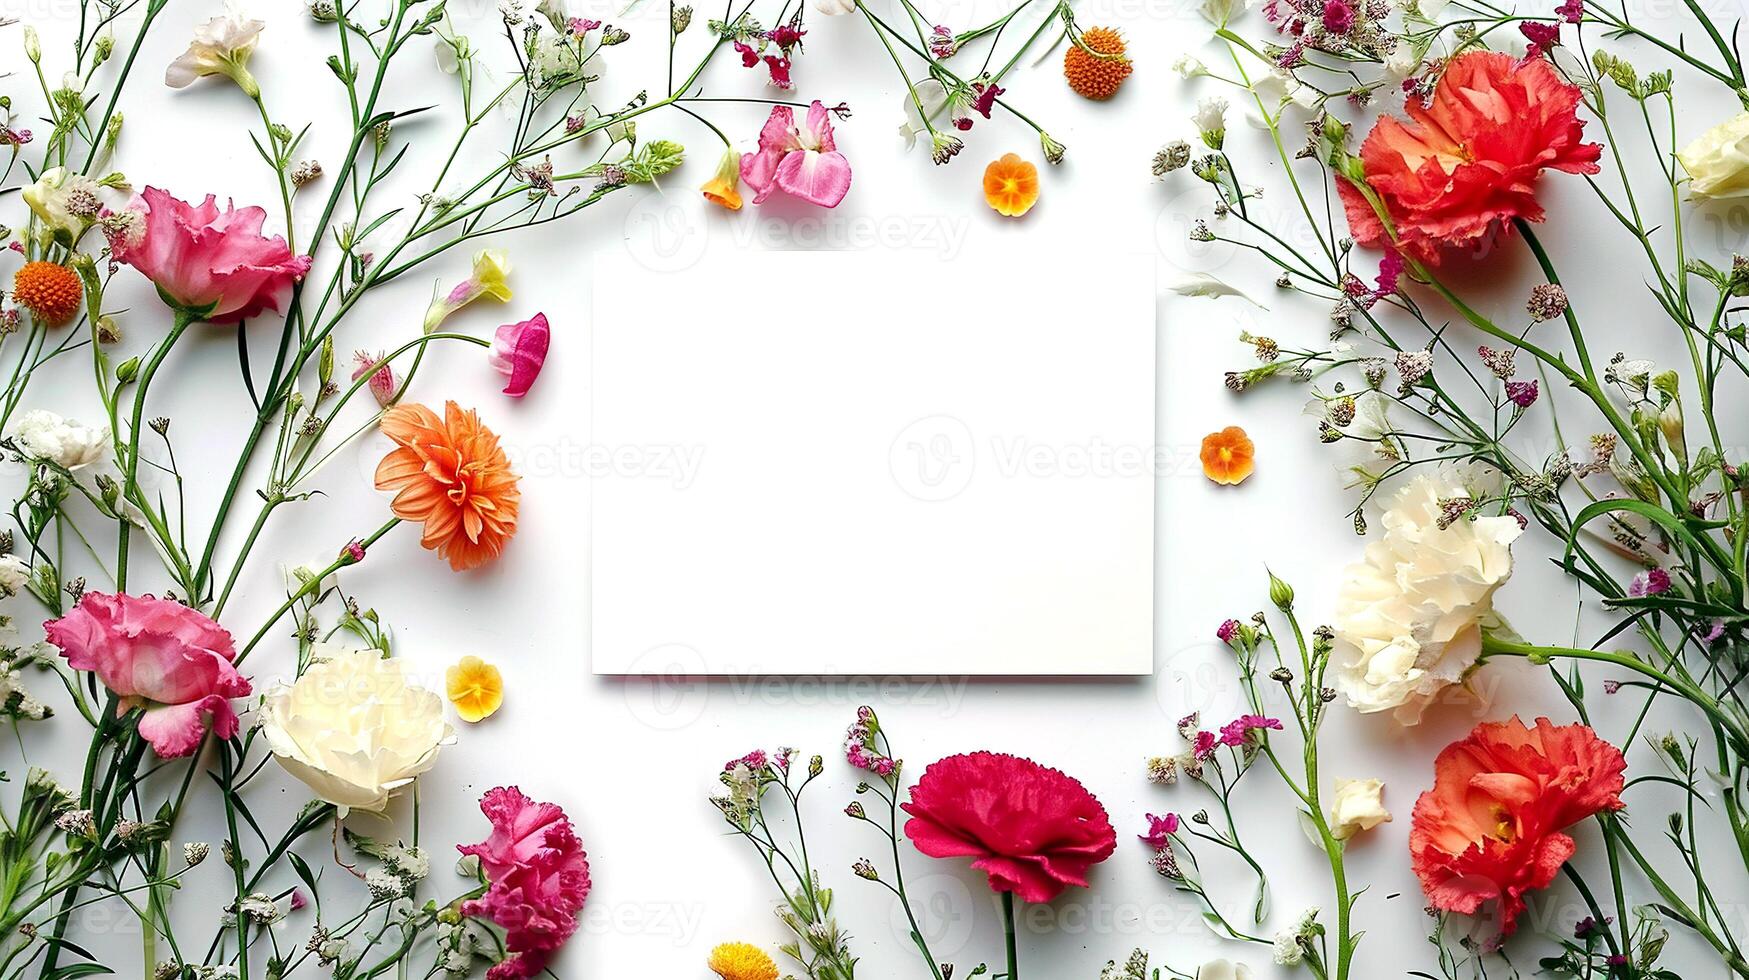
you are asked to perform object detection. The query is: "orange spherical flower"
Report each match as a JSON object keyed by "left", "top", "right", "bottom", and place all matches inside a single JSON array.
[
  {"left": 983, "top": 154, "right": 1040, "bottom": 217},
  {"left": 375, "top": 401, "right": 521, "bottom": 571},
  {"left": 1338, "top": 51, "right": 1601, "bottom": 265},
  {"left": 1200, "top": 426, "right": 1254, "bottom": 485},
  {"left": 10, "top": 260, "right": 83, "bottom": 326},
  {"left": 1063, "top": 27, "right": 1132, "bottom": 100},
  {"left": 1411, "top": 717, "right": 1626, "bottom": 938}
]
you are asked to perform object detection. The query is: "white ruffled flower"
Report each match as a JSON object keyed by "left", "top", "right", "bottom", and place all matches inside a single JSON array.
[
  {"left": 23, "top": 168, "right": 103, "bottom": 236},
  {"left": 1193, "top": 96, "right": 1229, "bottom": 139},
  {"left": 1195, "top": 960, "right": 1255, "bottom": 980},
  {"left": 0, "top": 554, "right": 30, "bottom": 598},
  {"left": 257, "top": 645, "right": 455, "bottom": 815},
  {"left": 1271, "top": 929, "right": 1305, "bottom": 965},
  {"left": 165, "top": 2, "right": 265, "bottom": 96},
  {"left": 7, "top": 409, "right": 110, "bottom": 470},
  {"left": 1329, "top": 777, "right": 1391, "bottom": 839},
  {"left": 1334, "top": 465, "right": 1522, "bottom": 722}
]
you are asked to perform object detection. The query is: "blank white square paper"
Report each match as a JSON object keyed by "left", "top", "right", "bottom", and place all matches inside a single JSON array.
[{"left": 588, "top": 249, "right": 1156, "bottom": 675}]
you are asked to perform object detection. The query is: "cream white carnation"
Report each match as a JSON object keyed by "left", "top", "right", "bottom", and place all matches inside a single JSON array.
[
  {"left": 1329, "top": 777, "right": 1391, "bottom": 840},
  {"left": 7, "top": 410, "right": 110, "bottom": 470},
  {"left": 1334, "top": 465, "right": 1522, "bottom": 722},
  {"left": 258, "top": 645, "right": 454, "bottom": 814},
  {"left": 1678, "top": 112, "right": 1749, "bottom": 199}
]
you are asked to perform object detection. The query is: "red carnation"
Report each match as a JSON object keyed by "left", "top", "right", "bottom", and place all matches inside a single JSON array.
[
  {"left": 1338, "top": 51, "right": 1602, "bottom": 264},
  {"left": 1410, "top": 717, "right": 1625, "bottom": 937},
  {"left": 901, "top": 751, "right": 1116, "bottom": 903}
]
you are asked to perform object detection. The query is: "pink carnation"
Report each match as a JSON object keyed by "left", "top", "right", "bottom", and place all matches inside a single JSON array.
[
  {"left": 113, "top": 187, "right": 311, "bottom": 324},
  {"left": 902, "top": 751, "right": 1116, "bottom": 903},
  {"left": 44, "top": 593, "right": 251, "bottom": 757},
  {"left": 459, "top": 787, "right": 592, "bottom": 980}
]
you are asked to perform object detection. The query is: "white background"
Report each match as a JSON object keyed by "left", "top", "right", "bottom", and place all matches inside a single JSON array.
[{"left": 6, "top": 0, "right": 1748, "bottom": 976}]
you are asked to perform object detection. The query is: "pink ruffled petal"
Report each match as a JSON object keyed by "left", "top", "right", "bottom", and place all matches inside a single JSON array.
[
  {"left": 773, "top": 149, "right": 852, "bottom": 208},
  {"left": 135, "top": 694, "right": 239, "bottom": 758},
  {"left": 489, "top": 313, "right": 551, "bottom": 398}
]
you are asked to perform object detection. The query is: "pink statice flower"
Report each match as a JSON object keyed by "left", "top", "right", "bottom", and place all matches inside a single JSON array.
[
  {"left": 352, "top": 350, "right": 398, "bottom": 407},
  {"left": 1193, "top": 730, "right": 1219, "bottom": 759},
  {"left": 44, "top": 593, "right": 251, "bottom": 757},
  {"left": 740, "top": 101, "right": 852, "bottom": 208},
  {"left": 1321, "top": 0, "right": 1355, "bottom": 34},
  {"left": 1627, "top": 568, "right": 1671, "bottom": 597},
  {"left": 111, "top": 187, "right": 311, "bottom": 324},
  {"left": 1218, "top": 714, "right": 1283, "bottom": 747},
  {"left": 490, "top": 313, "right": 551, "bottom": 398},
  {"left": 845, "top": 705, "right": 899, "bottom": 777},
  {"left": 1505, "top": 379, "right": 1539, "bottom": 408},
  {"left": 1216, "top": 618, "right": 1241, "bottom": 644},
  {"left": 1139, "top": 812, "right": 1180, "bottom": 849},
  {"left": 725, "top": 749, "right": 769, "bottom": 772},
  {"left": 458, "top": 787, "right": 592, "bottom": 980}
]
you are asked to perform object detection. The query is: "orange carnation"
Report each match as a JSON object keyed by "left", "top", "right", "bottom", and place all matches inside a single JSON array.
[
  {"left": 1063, "top": 27, "right": 1132, "bottom": 100},
  {"left": 1200, "top": 426, "right": 1254, "bottom": 485},
  {"left": 983, "top": 154, "right": 1040, "bottom": 217},
  {"left": 1411, "top": 717, "right": 1626, "bottom": 937},
  {"left": 375, "top": 401, "right": 521, "bottom": 571},
  {"left": 10, "top": 260, "right": 83, "bottom": 326},
  {"left": 1338, "top": 51, "right": 1601, "bottom": 264}
]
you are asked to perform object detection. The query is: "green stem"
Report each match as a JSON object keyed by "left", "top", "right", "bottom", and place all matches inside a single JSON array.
[{"left": 1001, "top": 891, "right": 1019, "bottom": 980}]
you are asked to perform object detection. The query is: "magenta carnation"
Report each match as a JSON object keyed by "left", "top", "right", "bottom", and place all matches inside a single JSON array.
[
  {"left": 112, "top": 187, "right": 311, "bottom": 324},
  {"left": 44, "top": 592, "right": 251, "bottom": 757},
  {"left": 458, "top": 787, "right": 592, "bottom": 980},
  {"left": 902, "top": 751, "right": 1116, "bottom": 903}
]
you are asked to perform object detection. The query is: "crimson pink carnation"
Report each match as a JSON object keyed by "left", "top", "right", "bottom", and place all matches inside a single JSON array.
[
  {"left": 902, "top": 751, "right": 1116, "bottom": 903},
  {"left": 458, "top": 786, "right": 592, "bottom": 980},
  {"left": 1338, "top": 51, "right": 1601, "bottom": 264},
  {"left": 1411, "top": 716, "right": 1626, "bottom": 937},
  {"left": 113, "top": 187, "right": 312, "bottom": 323},
  {"left": 44, "top": 592, "right": 251, "bottom": 757}
]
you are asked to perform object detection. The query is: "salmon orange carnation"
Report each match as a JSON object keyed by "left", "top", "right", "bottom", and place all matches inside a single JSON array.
[
  {"left": 1410, "top": 716, "right": 1626, "bottom": 937},
  {"left": 10, "top": 261, "right": 83, "bottom": 326},
  {"left": 983, "top": 153, "right": 1040, "bottom": 216},
  {"left": 375, "top": 401, "right": 521, "bottom": 571},
  {"left": 1063, "top": 26, "right": 1132, "bottom": 100},
  {"left": 1338, "top": 51, "right": 1601, "bottom": 264},
  {"left": 1200, "top": 426, "right": 1255, "bottom": 485}
]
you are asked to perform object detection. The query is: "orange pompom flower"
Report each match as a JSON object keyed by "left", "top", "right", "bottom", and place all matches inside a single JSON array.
[
  {"left": 375, "top": 401, "right": 521, "bottom": 571},
  {"left": 1200, "top": 426, "right": 1254, "bottom": 485},
  {"left": 1411, "top": 717, "right": 1626, "bottom": 937},
  {"left": 983, "top": 154, "right": 1040, "bottom": 217},
  {"left": 1063, "top": 27, "right": 1132, "bottom": 100},
  {"left": 10, "top": 260, "right": 83, "bottom": 326}
]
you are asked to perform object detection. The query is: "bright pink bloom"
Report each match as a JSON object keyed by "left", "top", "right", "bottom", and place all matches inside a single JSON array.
[
  {"left": 44, "top": 593, "right": 251, "bottom": 757},
  {"left": 490, "top": 313, "right": 551, "bottom": 398},
  {"left": 1322, "top": 0, "right": 1354, "bottom": 33},
  {"left": 112, "top": 187, "right": 311, "bottom": 323},
  {"left": 902, "top": 751, "right": 1116, "bottom": 903},
  {"left": 1216, "top": 618, "right": 1241, "bottom": 643},
  {"left": 725, "top": 749, "right": 768, "bottom": 772},
  {"left": 1192, "top": 730, "right": 1218, "bottom": 759},
  {"left": 1520, "top": 20, "right": 1561, "bottom": 55},
  {"left": 763, "top": 54, "right": 793, "bottom": 89},
  {"left": 353, "top": 350, "right": 398, "bottom": 407},
  {"left": 459, "top": 787, "right": 592, "bottom": 980},
  {"left": 767, "top": 24, "right": 805, "bottom": 51},
  {"left": 740, "top": 101, "right": 852, "bottom": 208},
  {"left": 1219, "top": 714, "right": 1283, "bottom": 747},
  {"left": 735, "top": 40, "right": 759, "bottom": 67},
  {"left": 1139, "top": 812, "right": 1180, "bottom": 848},
  {"left": 1628, "top": 568, "right": 1671, "bottom": 597},
  {"left": 1505, "top": 379, "right": 1538, "bottom": 407}
]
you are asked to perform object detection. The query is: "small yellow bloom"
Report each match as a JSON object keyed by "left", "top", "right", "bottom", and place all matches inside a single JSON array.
[
  {"left": 702, "top": 147, "right": 744, "bottom": 211},
  {"left": 469, "top": 249, "right": 513, "bottom": 303},
  {"left": 708, "top": 942, "right": 778, "bottom": 980},
  {"left": 445, "top": 655, "right": 504, "bottom": 723}
]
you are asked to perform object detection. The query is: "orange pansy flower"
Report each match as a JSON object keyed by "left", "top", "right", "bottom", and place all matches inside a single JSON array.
[
  {"left": 446, "top": 655, "right": 505, "bottom": 722},
  {"left": 983, "top": 154, "right": 1040, "bottom": 217},
  {"left": 1200, "top": 426, "right": 1255, "bottom": 485},
  {"left": 375, "top": 401, "right": 521, "bottom": 571}
]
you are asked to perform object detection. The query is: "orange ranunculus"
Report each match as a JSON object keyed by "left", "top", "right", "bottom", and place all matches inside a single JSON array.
[
  {"left": 1200, "top": 426, "right": 1254, "bottom": 485},
  {"left": 1411, "top": 717, "right": 1626, "bottom": 937},
  {"left": 375, "top": 401, "right": 521, "bottom": 571},
  {"left": 983, "top": 153, "right": 1040, "bottom": 217},
  {"left": 1338, "top": 51, "right": 1602, "bottom": 264}
]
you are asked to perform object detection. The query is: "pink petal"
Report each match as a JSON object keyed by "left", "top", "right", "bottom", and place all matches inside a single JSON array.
[
  {"left": 489, "top": 313, "right": 551, "bottom": 398},
  {"left": 774, "top": 149, "right": 852, "bottom": 207},
  {"left": 804, "top": 100, "right": 835, "bottom": 152},
  {"left": 740, "top": 147, "right": 788, "bottom": 203},
  {"left": 136, "top": 694, "right": 240, "bottom": 758}
]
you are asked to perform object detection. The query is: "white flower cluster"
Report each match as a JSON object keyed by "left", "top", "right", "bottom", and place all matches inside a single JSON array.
[{"left": 6, "top": 409, "right": 110, "bottom": 470}]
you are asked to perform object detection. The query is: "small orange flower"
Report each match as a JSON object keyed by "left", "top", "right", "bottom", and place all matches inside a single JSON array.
[
  {"left": 375, "top": 401, "right": 521, "bottom": 571},
  {"left": 1063, "top": 27, "right": 1133, "bottom": 101},
  {"left": 446, "top": 655, "right": 504, "bottom": 722},
  {"left": 1200, "top": 426, "right": 1255, "bottom": 485},
  {"left": 983, "top": 154, "right": 1040, "bottom": 217},
  {"left": 702, "top": 147, "right": 744, "bottom": 211},
  {"left": 10, "top": 260, "right": 83, "bottom": 326}
]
